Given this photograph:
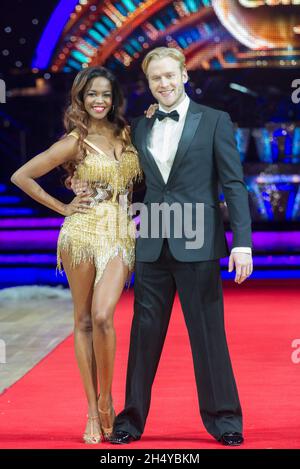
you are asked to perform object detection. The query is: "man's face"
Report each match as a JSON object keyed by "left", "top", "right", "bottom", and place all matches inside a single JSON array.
[{"left": 146, "top": 57, "right": 188, "bottom": 110}]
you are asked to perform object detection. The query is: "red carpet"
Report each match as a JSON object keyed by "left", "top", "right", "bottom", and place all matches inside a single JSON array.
[{"left": 1, "top": 280, "right": 300, "bottom": 449}]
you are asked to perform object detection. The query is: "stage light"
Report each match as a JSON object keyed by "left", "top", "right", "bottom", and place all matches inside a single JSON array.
[
  {"left": 70, "top": 50, "right": 89, "bottom": 63},
  {"left": 239, "top": 0, "right": 300, "bottom": 6},
  {"left": 67, "top": 58, "right": 81, "bottom": 70},
  {"left": 122, "top": 0, "right": 136, "bottom": 13},
  {"left": 88, "top": 29, "right": 104, "bottom": 43},
  {"left": 94, "top": 22, "right": 109, "bottom": 37},
  {"left": 229, "top": 83, "right": 258, "bottom": 97},
  {"left": 185, "top": 0, "right": 198, "bottom": 13},
  {"left": 213, "top": 0, "right": 300, "bottom": 49},
  {"left": 32, "top": 0, "right": 79, "bottom": 69}
]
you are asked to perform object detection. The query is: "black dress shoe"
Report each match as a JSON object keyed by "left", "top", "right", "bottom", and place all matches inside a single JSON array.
[
  {"left": 219, "top": 432, "right": 244, "bottom": 446},
  {"left": 109, "top": 430, "right": 139, "bottom": 445}
]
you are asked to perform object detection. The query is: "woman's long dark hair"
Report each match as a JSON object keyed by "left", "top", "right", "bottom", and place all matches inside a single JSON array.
[{"left": 63, "top": 66, "right": 130, "bottom": 177}]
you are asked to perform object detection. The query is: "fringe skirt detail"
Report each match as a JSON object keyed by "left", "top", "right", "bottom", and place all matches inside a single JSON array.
[{"left": 57, "top": 201, "right": 136, "bottom": 286}]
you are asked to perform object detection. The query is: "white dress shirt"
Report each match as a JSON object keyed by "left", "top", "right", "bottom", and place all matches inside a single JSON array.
[
  {"left": 148, "top": 95, "right": 190, "bottom": 184},
  {"left": 147, "top": 94, "right": 251, "bottom": 255}
]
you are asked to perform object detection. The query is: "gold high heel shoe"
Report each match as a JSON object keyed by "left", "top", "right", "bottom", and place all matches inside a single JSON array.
[
  {"left": 98, "top": 402, "right": 116, "bottom": 442},
  {"left": 83, "top": 415, "right": 101, "bottom": 444}
]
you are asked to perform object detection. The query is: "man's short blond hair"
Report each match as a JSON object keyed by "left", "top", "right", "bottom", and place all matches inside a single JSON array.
[{"left": 142, "top": 47, "right": 186, "bottom": 76}]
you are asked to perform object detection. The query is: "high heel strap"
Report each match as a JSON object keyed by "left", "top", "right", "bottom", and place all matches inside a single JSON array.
[
  {"left": 83, "top": 415, "right": 101, "bottom": 444},
  {"left": 98, "top": 405, "right": 116, "bottom": 439}
]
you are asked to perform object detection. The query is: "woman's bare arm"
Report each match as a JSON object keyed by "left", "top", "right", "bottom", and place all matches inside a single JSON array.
[{"left": 11, "top": 135, "right": 91, "bottom": 216}]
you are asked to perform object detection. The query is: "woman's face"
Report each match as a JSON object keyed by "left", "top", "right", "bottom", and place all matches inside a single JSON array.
[{"left": 83, "top": 76, "right": 113, "bottom": 121}]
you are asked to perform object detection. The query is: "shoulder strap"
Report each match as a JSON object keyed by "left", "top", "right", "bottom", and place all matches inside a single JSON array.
[
  {"left": 68, "top": 131, "right": 102, "bottom": 154},
  {"left": 68, "top": 130, "right": 79, "bottom": 139}
]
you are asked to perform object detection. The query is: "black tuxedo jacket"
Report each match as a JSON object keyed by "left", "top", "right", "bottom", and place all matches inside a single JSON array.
[{"left": 131, "top": 100, "right": 252, "bottom": 262}]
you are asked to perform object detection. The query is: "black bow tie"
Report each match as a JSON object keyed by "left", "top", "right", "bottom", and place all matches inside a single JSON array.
[{"left": 155, "top": 109, "right": 180, "bottom": 122}]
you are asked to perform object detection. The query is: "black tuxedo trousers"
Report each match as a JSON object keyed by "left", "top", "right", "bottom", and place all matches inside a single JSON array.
[{"left": 114, "top": 240, "right": 242, "bottom": 440}]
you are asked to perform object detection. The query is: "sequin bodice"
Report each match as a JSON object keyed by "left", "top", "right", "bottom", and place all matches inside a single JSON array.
[{"left": 72, "top": 132, "right": 142, "bottom": 203}]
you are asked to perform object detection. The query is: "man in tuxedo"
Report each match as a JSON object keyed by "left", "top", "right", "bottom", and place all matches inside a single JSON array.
[{"left": 110, "top": 47, "right": 253, "bottom": 446}]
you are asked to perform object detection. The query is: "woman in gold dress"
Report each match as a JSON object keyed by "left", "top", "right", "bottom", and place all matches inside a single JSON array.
[{"left": 11, "top": 66, "right": 142, "bottom": 444}]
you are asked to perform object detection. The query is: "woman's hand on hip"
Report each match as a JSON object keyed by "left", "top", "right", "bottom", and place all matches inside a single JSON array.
[{"left": 63, "top": 193, "right": 93, "bottom": 216}]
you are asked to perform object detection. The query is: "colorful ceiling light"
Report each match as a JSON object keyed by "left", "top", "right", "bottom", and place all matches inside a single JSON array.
[{"left": 32, "top": 0, "right": 300, "bottom": 72}]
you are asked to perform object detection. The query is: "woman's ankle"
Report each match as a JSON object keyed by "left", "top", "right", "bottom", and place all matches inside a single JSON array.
[{"left": 98, "top": 394, "right": 113, "bottom": 410}]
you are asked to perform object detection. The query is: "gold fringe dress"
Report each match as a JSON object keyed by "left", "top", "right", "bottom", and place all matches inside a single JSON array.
[{"left": 57, "top": 131, "right": 142, "bottom": 286}]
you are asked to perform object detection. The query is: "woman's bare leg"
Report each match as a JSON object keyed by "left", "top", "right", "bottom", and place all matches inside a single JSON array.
[
  {"left": 60, "top": 251, "right": 99, "bottom": 428},
  {"left": 91, "top": 256, "right": 128, "bottom": 430}
]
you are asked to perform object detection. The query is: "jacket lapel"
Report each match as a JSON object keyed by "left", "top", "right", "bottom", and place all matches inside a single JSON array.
[
  {"left": 135, "top": 100, "right": 203, "bottom": 187},
  {"left": 138, "top": 115, "right": 166, "bottom": 187},
  {"left": 166, "top": 100, "right": 203, "bottom": 185}
]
